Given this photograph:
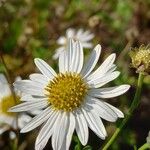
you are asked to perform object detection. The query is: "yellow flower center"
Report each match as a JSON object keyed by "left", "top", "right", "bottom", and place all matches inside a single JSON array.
[
  {"left": 45, "top": 72, "right": 88, "bottom": 112},
  {"left": 0, "top": 95, "right": 20, "bottom": 116}
]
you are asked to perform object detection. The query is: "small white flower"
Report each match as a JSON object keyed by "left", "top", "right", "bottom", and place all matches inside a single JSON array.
[
  {"left": 53, "top": 28, "right": 94, "bottom": 59},
  {"left": 0, "top": 74, "right": 31, "bottom": 135},
  {"left": 10, "top": 39, "right": 130, "bottom": 150}
]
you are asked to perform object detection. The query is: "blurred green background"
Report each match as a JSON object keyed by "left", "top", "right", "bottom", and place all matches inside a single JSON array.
[{"left": 0, "top": 0, "right": 150, "bottom": 149}]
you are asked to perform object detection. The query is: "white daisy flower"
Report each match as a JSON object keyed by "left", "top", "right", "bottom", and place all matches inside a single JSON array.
[
  {"left": 0, "top": 74, "right": 31, "bottom": 135},
  {"left": 53, "top": 28, "right": 94, "bottom": 59},
  {"left": 10, "top": 39, "right": 130, "bottom": 150}
]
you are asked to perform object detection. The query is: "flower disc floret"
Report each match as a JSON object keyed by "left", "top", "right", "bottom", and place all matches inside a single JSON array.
[{"left": 45, "top": 72, "right": 88, "bottom": 112}]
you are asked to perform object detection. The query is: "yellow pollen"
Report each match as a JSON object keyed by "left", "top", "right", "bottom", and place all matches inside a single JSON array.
[
  {"left": 45, "top": 72, "right": 88, "bottom": 112},
  {"left": 0, "top": 95, "right": 20, "bottom": 116}
]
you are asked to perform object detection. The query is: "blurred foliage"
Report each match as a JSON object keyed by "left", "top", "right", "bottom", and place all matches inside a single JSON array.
[{"left": 0, "top": 0, "right": 150, "bottom": 149}]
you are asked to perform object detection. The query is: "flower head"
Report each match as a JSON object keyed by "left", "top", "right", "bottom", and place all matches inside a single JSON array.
[
  {"left": 0, "top": 74, "right": 31, "bottom": 134},
  {"left": 129, "top": 44, "right": 150, "bottom": 74},
  {"left": 10, "top": 39, "right": 130, "bottom": 150},
  {"left": 53, "top": 28, "right": 94, "bottom": 59}
]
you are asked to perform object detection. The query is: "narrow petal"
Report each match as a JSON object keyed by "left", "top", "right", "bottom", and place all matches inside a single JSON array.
[
  {"left": 80, "top": 33, "right": 94, "bottom": 42},
  {"left": 9, "top": 100, "right": 48, "bottom": 112},
  {"left": 35, "top": 111, "right": 59, "bottom": 150},
  {"left": 87, "top": 53, "right": 116, "bottom": 80},
  {"left": 29, "top": 73, "right": 48, "bottom": 85},
  {"left": 104, "top": 102, "right": 124, "bottom": 118},
  {"left": 0, "top": 74, "right": 8, "bottom": 84},
  {"left": 66, "top": 28, "right": 75, "bottom": 38},
  {"left": 53, "top": 47, "right": 65, "bottom": 60},
  {"left": 14, "top": 80, "right": 45, "bottom": 96},
  {"left": 0, "top": 126, "right": 9, "bottom": 135},
  {"left": 86, "top": 96, "right": 118, "bottom": 122},
  {"left": 82, "top": 108, "right": 107, "bottom": 139},
  {"left": 67, "top": 39, "right": 75, "bottom": 72},
  {"left": 0, "top": 115, "right": 15, "bottom": 126},
  {"left": 82, "top": 42, "right": 93, "bottom": 48},
  {"left": 71, "top": 41, "right": 83, "bottom": 73},
  {"left": 75, "top": 109, "right": 89, "bottom": 146},
  {"left": 21, "top": 95, "right": 45, "bottom": 101},
  {"left": 34, "top": 58, "right": 57, "bottom": 79},
  {"left": 81, "top": 44, "right": 101, "bottom": 78},
  {"left": 87, "top": 71, "right": 120, "bottom": 88},
  {"left": 57, "top": 37, "right": 66, "bottom": 45},
  {"left": 21, "top": 107, "right": 52, "bottom": 133},
  {"left": 18, "top": 114, "right": 32, "bottom": 129},
  {"left": 65, "top": 113, "right": 75, "bottom": 150},
  {"left": 52, "top": 112, "right": 69, "bottom": 150},
  {"left": 88, "top": 85, "right": 130, "bottom": 98},
  {"left": 107, "top": 64, "right": 117, "bottom": 74},
  {"left": 59, "top": 50, "right": 67, "bottom": 73},
  {"left": 76, "top": 29, "right": 84, "bottom": 37},
  {"left": 0, "top": 74, "right": 11, "bottom": 99}
]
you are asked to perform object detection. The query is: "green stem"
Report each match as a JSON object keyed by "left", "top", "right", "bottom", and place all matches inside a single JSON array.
[
  {"left": 138, "top": 143, "right": 150, "bottom": 150},
  {"left": 102, "top": 73, "right": 144, "bottom": 150}
]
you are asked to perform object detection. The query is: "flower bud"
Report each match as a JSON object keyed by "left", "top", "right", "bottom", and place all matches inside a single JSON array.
[{"left": 129, "top": 44, "right": 150, "bottom": 74}]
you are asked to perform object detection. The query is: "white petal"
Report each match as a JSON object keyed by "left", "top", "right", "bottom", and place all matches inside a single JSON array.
[
  {"left": 34, "top": 58, "right": 57, "bottom": 79},
  {"left": 57, "top": 37, "right": 66, "bottom": 45},
  {"left": 0, "top": 126, "right": 9, "bottom": 135},
  {"left": 107, "top": 64, "right": 117, "bottom": 73},
  {"left": 86, "top": 96, "right": 118, "bottom": 122},
  {"left": 35, "top": 111, "right": 59, "bottom": 150},
  {"left": 52, "top": 112, "right": 68, "bottom": 150},
  {"left": 21, "top": 94, "right": 45, "bottom": 101},
  {"left": 82, "top": 108, "right": 107, "bottom": 139},
  {"left": 59, "top": 39, "right": 75, "bottom": 73},
  {"left": 21, "top": 107, "right": 52, "bottom": 133},
  {"left": 0, "top": 74, "right": 11, "bottom": 99},
  {"left": 104, "top": 102, "right": 124, "bottom": 118},
  {"left": 81, "top": 44, "right": 101, "bottom": 78},
  {"left": 88, "top": 71, "right": 120, "bottom": 88},
  {"left": 9, "top": 100, "right": 48, "bottom": 112},
  {"left": 75, "top": 109, "right": 89, "bottom": 146},
  {"left": 67, "top": 39, "right": 75, "bottom": 72},
  {"left": 29, "top": 73, "right": 48, "bottom": 85},
  {"left": 66, "top": 28, "right": 75, "bottom": 38},
  {"left": 76, "top": 29, "right": 84, "bottom": 37},
  {"left": 65, "top": 113, "right": 75, "bottom": 150},
  {"left": 14, "top": 80, "right": 45, "bottom": 96},
  {"left": 87, "top": 53, "right": 116, "bottom": 80},
  {"left": 80, "top": 33, "right": 94, "bottom": 42},
  {"left": 78, "top": 29, "right": 94, "bottom": 40},
  {"left": 18, "top": 114, "right": 32, "bottom": 129},
  {"left": 0, "top": 115, "right": 15, "bottom": 126},
  {"left": 88, "top": 85, "right": 130, "bottom": 98},
  {"left": 0, "top": 74, "right": 8, "bottom": 84},
  {"left": 53, "top": 47, "right": 65, "bottom": 60},
  {"left": 82, "top": 42, "right": 93, "bottom": 48},
  {"left": 59, "top": 50, "right": 67, "bottom": 73},
  {"left": 71, "top": 41, "right": 83, "bottom": 73}
]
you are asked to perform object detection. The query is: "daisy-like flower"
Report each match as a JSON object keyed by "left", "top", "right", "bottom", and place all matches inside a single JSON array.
[
  {"left": 10, "top": 39, "right": 130, "bottom": 150},
  {"left": 53, "top": 28, "right": 94, "bottom": 59},
  {"left": 0, "top": 74, "right": 31, "bottom": 135}
]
